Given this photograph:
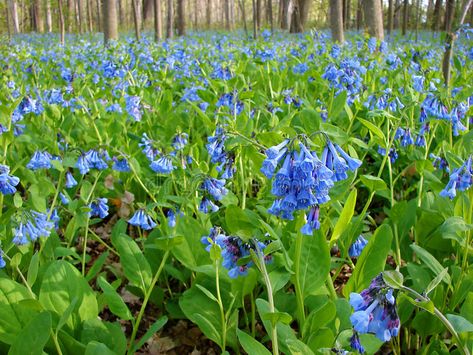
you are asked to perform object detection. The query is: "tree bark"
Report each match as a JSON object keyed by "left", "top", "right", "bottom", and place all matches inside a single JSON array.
[
  {"left": 252, "top": 0, "right": 257, "bottom": 36},
  {"left": 267, "top": 0, "right": 273, "bottom": 32},
  {"left": 46, "top": 0, "right": 52, "bottom": 32},
  {"left": 104, "top": 0, "right": 118, "bottom": 44},
  {"left": 6, "top": 0, "right": 11, "bottom": 40},
  {"left": 363, "top": 0, "right": 384, "bottom": 39},
  {"left": 388, "top": 0, "right": 393, "bottom": 34},
  {"left": 117, "top": 0, "right": 124, "bottom": 25},
  {"left": 393, "top": 0, "right": 401, "bottom": 27},
  {"left": 177, "top": 0, "right": 185, "bottom": 35},
  {"left": 225, "top": 0, "right": 231, "bottom": 29},
  {"left": 331, "top": 0, "right": 344, "bottom": 41},
  {"left": 144, "top": 0, "right": 153, "bottom": 21},
  {"left": 402, "top": 0, "right": 408, "bottom": 35},
  {"left": 67, "top": 0, "right": 73, "bottom": 31},
  {"left": 77, "top": 0, "right": 83, "bottom": 32},
  {"left": 206, "top": 0, "right": 211, "bottom": 26},
  {"left": 194, "top": 0, "right": 198, "bottom": 28},
  {"left": 9, "top": 0, "right": 20, "bottom": 33},
  {"left": 96, "top": 0, "right": 102, "bottom": 31},
  {"left": 431, "top": 0, "right": 442, "bottom": 30},
  {"left": 86, "top": 0, "right": 93, "bottom": 31},
  {"left": 33, "top": 0, "right": 44, "bottom": 32},
  {"left": 239, "top": 0, "right": 248, "bottom": 35},
  {"left": 443, "top": 0, "right": 455, "bottom": 31},
  {"left": 256, "top": 0, "right": 261, "bottom": 30},
  {"left": 356, "top": 0, "right": 363, "bottom": 29},
  {"left": 166, "top": 0, "right": 174, "bottom": 37},
  {"left": 279, "top": 0, "right": 289, "bottom": 29},
  {"left": 154, "top": 0, "right": 162, "bottom": 40},
  {"left": 132, "top": 0, "right": 141, "bottom": 40},
  {"left": 58, "top": 0, "right": 65, "bottom": 43}
]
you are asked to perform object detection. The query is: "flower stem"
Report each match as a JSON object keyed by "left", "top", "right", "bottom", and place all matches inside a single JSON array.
[
  {"left": 293, "top": 231, "right": 306, "bottom": 328},
  {"left": 215, "top": 261, "right": 227, "bottom": 352}
]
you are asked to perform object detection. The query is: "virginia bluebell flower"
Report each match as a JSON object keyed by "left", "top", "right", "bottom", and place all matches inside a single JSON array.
[
  {"left": 139, "top": 133, "right": 160, "bottom": 161},
  {"left": 349, "top": 273, "right": 400, "bottom": 342},
  {"left": 216, "top": 92, "right": 244, "bottom": 116},
  {"left": 59, "top": 192, "right": 69, "bottom": 205},
  {"left": 26, "top": 150, "right": 52, "bottom": 170},
  {"left": 349, "top": 235, "right": 368, "bottom": 257},
  {"left": 0, "top": 249, "right": 5, "bottom": 269},
  {"left": 0, "top": 164, "right": 20, "bottom": 195},
  {"left": 112, "top": 157, "right": 131, "bottom": 172},
  {"left": 440, "top": 156, "right": 472, "bottom": 199},
  {"left": 206, "top": 127, "right": 227, "bottom": 164},
  {"left": 88, "top": 198, "right": 109, "bottom": 218},
  {"left": 202, "top": 178, "right": 228, "bottom": 201},
  {"left": 13, "top": 211, "right": 54, "bottom": 245},
  {"left": 150, "top": 156, "right": 175, "bottom": 174},
  {"left": 128, "top": 209, "right": 157, "bottom": 230},
  {"left": 125, "top": 95, "right": 143, "bottom": 121},
  {"left": 199, "top": 196, "right": 219, "bottom": 213},
  {"left": 301, "top": 205, "right": 321, "bottom": 235},
  {"left": 172, "top": 132, "right": 189, "bottom": 150},
  {"left": 65, "top": 171, "right": 78, "bottom": 188},
  {"left": 350, "top": 332, "right": 365, "bottom": 354}
]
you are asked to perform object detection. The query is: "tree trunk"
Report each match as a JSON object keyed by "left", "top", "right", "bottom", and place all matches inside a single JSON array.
[
  {"left": 9, "top": 0, "right": 20, "bottom": 33},
  {"left": 46, "top": 0, "right": 52, "bottom": 32},
  {"left": 290, "top": 0, "right": 301, "bottom": 32},
  {"left": 443, "top": 0, "right": 455, "bottom": 31},
  {"left": 280, "top": 0, "right": 289, "bottom": 29},
  {"left": 267, "top": 0, "right": 273, "bottom": 32},
  {"left": 77, "top": 0, "right": 84, "bottom": 32},
  {"left": 58, "top": 0, "right": 65, "bottom": 43},
  {"left": 132, "top": 0, "right": 141, "bottom": 39},
  {"left": 177, "top": 0, "right": 185, "bottom": 35},
  {"left": 393, "top": 0, "right": 401, "bottom": 27},
  {"left": 252, "top": 0, "right": 257, "bottom": 36},
  {"left": 256, "top": 0, "right": 261, "bottom": 30},
  {"left": 166, "top": 0, "right": 173, "bottom": 37},
  {"left": 344, "top": 0, "right": 351, "bottom": 29},
  {"left": 363, "top": 0, "right": 384, "bottom": 39},
  {"left": 239, "top": 0, "right": 248, "bottom": 35},
  {"left": 388, "top": 0, "right": 393, "bottom": 34},
  {"left": 402, "top": 0, "right": 408, "bottom": 35},
  {"left": 144, "top": 0, "right": 153, "bottom": 21},
  {"left": 67, "top": 0, "right": 73, "bottom": 31},
  {"left": 193, "top": 0, "right": 198, "bottom": 28},
  {"left": 206, "top": 0, "right": 211, "bottom": 26},
  {"left": 330, "top": 0, "right": 344, "bottom": 41},
  {"left": 431, "top": 0, "right": 442, "bottom": 30},
  {"left": 299, "top": 0, "right": 311, "bottom": 27},
  {"left": 117, "top": 0, "right": 124, "bottom": 25},
  {"left": 426, "top": 0, "right": 434, "bottom": 28},
  {"left": 86, "top": 0, "right": 93, "bottom": 31},
  {"left": 104, "top": 0, "right": 118, "bottom": 44},
  {"left": 6, "top": 0, "right": 11, "bottom": 40},
  {"left": 96, "top": 0, "right": 102, "bottom": 31},
  {"left": 356, "top": 0, "right": 363, "bottom": 29},
  {"left": 33, "top": 0, "right": 44, "bottom": 32},
  {"left": 154, "top": 0, "right": 162, "bottom": 40},
  {"left": 225, "top": 0, "right": 230, "bottom": 29}
]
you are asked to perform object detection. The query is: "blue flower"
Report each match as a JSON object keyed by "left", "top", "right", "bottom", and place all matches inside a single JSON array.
[
  {"left": 128, "top": 209, "right": 156, "bottom": 230},
  {"left": 349, "top": 273, "right": 400, "bottom": 343},
  {"left": 349, "top": 235, "right": 368, "bottom": 257},
  {"left": 26, "top": 150, "right": 52, "bottom": 170},
  {"left": 172, "top": 133, "right": 189, "bottom": 150},
  {"left": 112, "top": 157, "right": 131, "bottom": 172},
  {"left": 199, "top": 197, "right": 219, "bottom": 213},
  {"left": 202, "top": 178, "right": 228, "bottom": 201},
  {"left": 0, "top": 249, "right": 5, "bottom": 269},
  {"left": 59, "top": 192, "right": 69, "bottom": 205},
  {"left": 89, "top": 198, "right": 109, "bottom": 218},
  {"left": 65, "top": 172, "right": 78, "bottom": 188},
  {"left": 301, "top": 205, "right": 321, "bottom": 235},
  {"left": 12, "top": 211, "right": 54, "bottom": 245},
  {"left": 0, "top": 164, "right": 20, "bottom": 195},
  {"left": 350, "top": 332, "right": 365, "bottom": 354},
  {"left": 150, "top": 156, "right": 175, "bottom": 174}
]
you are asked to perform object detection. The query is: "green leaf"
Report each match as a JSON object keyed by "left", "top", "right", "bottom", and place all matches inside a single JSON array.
[
  {"left": 446, "top": 314, "right": 473, "bottom": 333},
  {"left": 292, "top": 231, "right": 330, "bottom": 300},
  {"left": 132, "top": 316, "right": 168, "bottom": 353},
  {"left": 261, "top": 311, "right": 293, "bottom": 326},
  {"left": 86, "top": 251, "right": 110, "bottom": 282},
  {"left": 410, "top": 244, "right": 451, "bottom": 285},
  {"left": 98, "top": 276, "right": 133, "bottom": 320},
  {"left": 383, "top": 270, "right": 404, "bottom": 289},
  {"left": 173, "top": 216, "right": 210, "bottom": 270},
  {"left": 26, "top": 252, "right": 40, "bottom": 288},
  {"left": 360, "top": 175, "right": 388, "bottom": 192},
  {"left": 0, "top": 278, "right": 34, "bottom": 344},
  {"left": 39, "top": 261, "right": 98, "bottom": 332},
  {"left": 56, "top": 297, "right": 79, "bottom": 334},
  {"left": 357, "top": 117, "right": 386, "bottom": 141},
  {"left": 8, "top": 312, "right": 52, "bottom": 355},
  {"left": 225, "top": 205, "right": 259, "bottom": 240},
  {"left": 236, "top": 329, "right": 271, "bottom": 355},
  {"left": 111, "top": 233, "right": 152, "bottom": 293},
  {"left": 405, "top": 296, "right": 435, "bottom": 314},
  {"left": 344, "top": 224, "right": 393, "bottom": 296},
  {"left": 425, "top": 268, "right": 449, "bottom": 296},
  {"left": 286, "top": 338, "right": 316, "bottom": 355},
  {"left": 195, "top": 284, "right": 218, "bottom": 303},
  {"left": 330, "top": 189, "right": 357, "bottom": 245},
  {"left": 84, "top": 342, "right": 116, "bottom": 355},
  {"left": 330, "top": 90, "right": 347, "bottom": 118}
]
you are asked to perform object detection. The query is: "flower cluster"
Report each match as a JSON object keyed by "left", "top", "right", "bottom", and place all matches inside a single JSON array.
[
  {"left": 128, "top": 209, "right": 156, "bottom": 230},
  {"left": 201, "top": 227, "right": 271, "bottom": 278},
  {"left": 349, "top": 273, "right": 400, "bottom": 347},
  {"left": 348, "top": 235, "right": 368, "bottom": 258},
  {"left": 0, "top": 164, "right": 20, "bottom": 195},
  {"left": 88, "top": 198, "right": 109, "bottom": 218},
  {"left": 439, "top": 156, "right": 472, "bottom": 199},
  {"left": 261, "top": 137, "right": 361, "bottom": 233},
  {"left": 76, "top": 149, "right": 110, "bottom": 174},
  {"left": 13, "top": 211, "right": 55, "bottom": 245}
]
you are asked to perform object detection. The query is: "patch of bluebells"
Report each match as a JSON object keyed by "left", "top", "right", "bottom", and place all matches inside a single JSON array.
[
  {"left": 65, "top": 171, "right": 78, "bottom": 188},
  {"left": 430, "top": 153, "right": 449, "bottom": 172},
  {"left": 112, "top": 157, "right": 131, "bottom": 172},
  {"left": 261, "top": 136, "right": 361, "bottom": 234},
  {"left": 13, "top": 211, "right": 55, "bottom": 245},
  {"left": 88, "top": 198, "right": 109, "bottom": 219},
  {"left": 378, "top": 146, "right": 398, "bottom": 163},
  {"left": 128, "top": 209, "right": 157, "bottom": 230},
  {"left": 76, "top": 149, "right": 110, "bottom": 174},
  {"left": 216, "top": 92, "right": 244, "bottom": 116},
  {"left": 0, "top": 164, "right": 20, "bottom": 195},
  {"left": 349, "top": 273, "right": 400, "bottom": 347},
  {"left": 201, "top": 227, "right": 272, "bottom": 278},
  {"left": 439, "top": 156, "right": 472, "bottom": 199}
]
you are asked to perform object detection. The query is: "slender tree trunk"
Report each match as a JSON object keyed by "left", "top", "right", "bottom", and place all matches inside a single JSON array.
[
  {"left": 86, "top": 0, "right": 93, "bottom": 31},
  {"left": 58, "top": 0, "right": 65, "bottom": 43},
  {"left": 193, "top": 0, "right": 197, "bottom": 28},
  {"left": 6, "top": 0, "right": 11, "bottom": 40},
  {"left": 206, "top": 0, "right": 211, "bottom": 26},
  {"left": 154, "top": 0, "right": 162, "bottom": 40},
  {"left": 388, "top": 0, "right": 393, "bottom": 34},
  {"left": 267, "top": 0, "right": 273, "bottom": 32},
  {"left": 443, "top": 0, "right": 455, "bottom": 30},
  {"left": 239, "top": 0, "right": 248, "bottom": 35},
  {"left": 331, "top": 0, "right": 344, "bottom": 41},
  {"left": 104, "top": 0, "right": 118, "bottom": 44},
  {"left": 144, "top": 0, "right": 153, "bottom": 21},
  {"left": 77, "top": 0, "right": 83, "bottom": 32},
  {"left": 432, "top": 0, "right": 442, "bottom": 30},
  {"left": 393, "top": 0, "right": 401, "bottom": 27},
  {"left": 344, "top": 0, "right": 351, "bottom": 29},
  {"left": 33, "top": 0, "right": 44, "bottom": 32},
  {"left": 46, "top": 0, "right": 52, "bottom": 32},
  {"left": 177, "top": 0, "right": 185, "bottom": 35},
  {"left": 363, "top": 0, "right": 384, "bottom": 39},
  {"left": 252, "top": 0, "right": 257, "bottom": 36},
  {"left": 96, "top": 0, "right": 102, "bottom": 31},
  {"left": 225, "top": 0, "right": 230, "bottom": 29},
  {"left": 132, "top": 0, "right": 141, "bottom": 39},
  {"left": 402, "top": 0, "right": 408, "bottom": 35},
  {"left": 67, "top": 0, "right": 73, "bottom": 31},
  {"left": 166, "top": 0, "right": 173, "bottom": 37},
  {"left": 426, "top": 0, "right": 434, "bottom": 28},
  {"left": 256, "top": 0, "right": 261, "bottom": 30},
  {"left": 9, "top": 0, "right": 20, "bottom": 33},
  {"left": 290, "top": 0, "right": 301, "bottom": 32},
  {"left": 299, "top": 0, "right": 311, "bottom": 27},
  {"left": 356, "top": 0, "right": 363, "bottom": 29},
  {"left": 117, "top": 0, "right": 124, "bottom": 25},
  {"left": 280, "top": 0, "right": 289, "bottom": 28}
]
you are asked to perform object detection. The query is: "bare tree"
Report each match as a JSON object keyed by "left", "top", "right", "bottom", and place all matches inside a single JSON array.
[
  {"left": 9, "top": 0, "right": 20, "bottom": 33},
  {"left": 363, "top": 0, "right": 384, "bottom": 39},
  {"left": 33, "top": 0, "right": 44, "bottom": 32},
  {"left": 154, "top": 0, "right": 162, "bottom": 40},
  {"left": 290, "top": 0, "right": 311, "bottom": 32},
  {"left": 252, "top": 0, "right": 257, "bottom": 36},
  {"left": 330, "top": 0, "right": 344, "bottom": 42},
  {"left": 431, "top": 0, "right": 442, "bottom": 30},
  {"left": 206, "top": 0, "right": 211, "bottom": 26},
  {"left": 402, "top": 0, "right": 408, "bottom": 34},
  {"left": 166, "top": 0, "right": 174, "bottom": 37},
  {"left": 144, "top": 0, "right": 153, "bottom": 21},
  {"left": 177, "top": 0, "right": 185, "bottom": 35},
  {"left": 96, "top": 0, "right": 102, "bottom": 31},
  {"left": 104, "top": 0, "right": 118, "bottom": 44},
  {"left": 77, "top": 0, "right": 83, "bottom": 32},
  {"left": 388, "top": 0, "right": 394, "bottom": 34},
  {"left": 225, "top": 0, "right": 231, "bottom": 29},
  {"left": 132, "top": 0, "right": 141, "bottom": 40},
  {"left": 256, "top": 0, "right": 261, "bottom": 30},
  {"left": 443, "top": 0, "right": 455, "bottom": 31},
  {"left": 58, "top": 0, "right": 65, "bottom": 43},
  {"left": 238, "top": 0, "right": 248, "bottom": 36},
  {"left": 267, "top": 0, "right": 273, "bottom": 32},
  {"left": 46, "top": 0, "right": 52, "bottom": 32}
]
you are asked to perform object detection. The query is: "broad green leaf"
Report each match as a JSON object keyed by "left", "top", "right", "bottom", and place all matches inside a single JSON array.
[
  {"left": 344, "top": 224, "right": 393, "bottom": 296},
  {"left": 132, "top": 316, "right": 168, "bottom": 353},
  {"left": 98, "top": 276, "right": 133, "bottom": 320},
  {"left": 410, "top": 244, "right": 451, "bottom": 285},
  {"left": 111, "top": 233, "right": 152, "bottom": 293},
  {"left": 383, "top": 270, "right": 404, "bottom": 289},
  {"left": 261, "top": 311, "right": 293, "bottom": 326},
  {"left": 237, "top": 329, "right": 271, "bottom": 355},
  {"left": 330, "top": 189, "right": 357, "bottom": 245},
  {"left": 81, "top": 319, "right": 127, "bottom": 354},
  {"left": 357, "top": 117, "right": 386, "bottom": 141},
  {"left": 39, "top": 261, "right": 98, "bottom": 332},
  {"left": 26, "top": 252, "right": 40, "bottom": 288},
  {"left": 8, "top": 312, "right": 52, "bottom": 355},
  {"left": 85, "top": 342, "right": 116, "bottom": 355},
  {"left": 360, "top": 175, "right": 388, "bottom": 192},
  {"left": 0, "top": 278, "right": 34, "bottom": 344},
  {"left": 425, "top": 268, "right": 449, "bottom": 296},
  {"left": 173, "top": 216, "right": 210, "bottom": 270},
  {"left": 86, "top": 251, "right": 110, "bottom": 282},
  {"left": 292, "top": 230, "right": 330, "bottom": 300},
  {"left": 286, "top": 338, "right": 315, "bottom": 355},
  {"left": 446, "top": 314, "right": 473, "bottom": 333}
]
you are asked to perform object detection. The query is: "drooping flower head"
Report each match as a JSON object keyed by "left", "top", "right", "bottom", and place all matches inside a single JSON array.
[
  {"left": 128, "top": 209, "right": 156, "bottom": 230},
  {"left": 0, "top": 164, "right": 20, "bottom": 195}
]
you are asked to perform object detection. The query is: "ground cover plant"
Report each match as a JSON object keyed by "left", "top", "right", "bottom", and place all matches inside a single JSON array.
[{"left": 0, "top": 29, "right": 472, "bottom": 354}]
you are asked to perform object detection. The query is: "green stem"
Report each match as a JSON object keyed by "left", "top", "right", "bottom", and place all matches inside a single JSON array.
[
  {"left": 326, "top": 273, "right": 338, "bottom": 300},
  {"left": 228, "top": 130, "right": 267, "bottom": 150},
  {"left": 239, "top": 154, "right": 247, "bottom": 210},
  {"left": 215, "top": 261, "right": 227, "bottom": 352},
  {"left": 81, "top": 216, "right": 90, "bottom": 276},
  {"left": 402, "top": 286, "right": 470, "bottom": 355},
  {"left": 127, "top": 250, "right": 170, "bottom": 354},
  {"left": 293, "top": 232, "right": 306, "bottom": 327}
]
